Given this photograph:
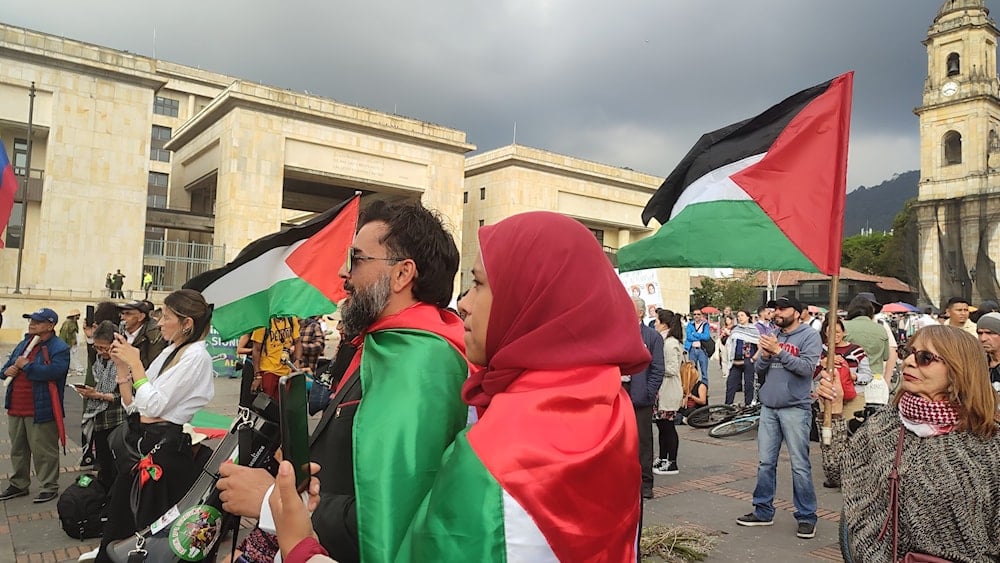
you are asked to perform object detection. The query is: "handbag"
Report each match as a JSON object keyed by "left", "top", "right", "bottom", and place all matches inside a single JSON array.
[
  {"left": 879, "top": 426, "right": 953, "bottom": 563},
  {"left": 107, "top": 416, "right": 141, "bottom": 470}
]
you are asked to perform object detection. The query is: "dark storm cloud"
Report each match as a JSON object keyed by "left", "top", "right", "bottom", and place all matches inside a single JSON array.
[{"left": 5, "top": 1, "right": 958, "bottom": 187}]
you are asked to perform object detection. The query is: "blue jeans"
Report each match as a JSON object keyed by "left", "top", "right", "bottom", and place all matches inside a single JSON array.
[
  {"left": 752, "top": 405, "right": 817, "bottom": 524},
  {"left": 689, "top": 347, "right": 709, "bottom": 386}
]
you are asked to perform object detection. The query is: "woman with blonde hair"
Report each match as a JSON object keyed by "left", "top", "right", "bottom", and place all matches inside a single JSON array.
[{"left": 819, "top": 325, "right": 1000, "bottom": 562}]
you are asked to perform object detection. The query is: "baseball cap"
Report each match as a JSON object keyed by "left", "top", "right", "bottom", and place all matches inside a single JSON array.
[
  {"left": 766, "top": 296, "right": 804, "bottom": 313},
  {"left": 22, "top": 308, "right": 58, "bottom": 324},
  {"left": 116, "top": 300, "right": 151, "bottom": 314},
  {"left": 856, "top": 292, "right": 883, "bottom": 309}
]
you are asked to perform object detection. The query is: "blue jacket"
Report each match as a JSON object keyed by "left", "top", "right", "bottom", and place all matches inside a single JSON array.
[
  {"left": 629, "top": 323, "right": 664, "bottom": 407},
  {"left": 2, "top": 334, "right": 70, "bottom": 423},
  {"left": 684, "top": 321, "right": 711, "bottom": 352},
  {"left": 754, "top": 323, "right": 822, "bottom": 410}
]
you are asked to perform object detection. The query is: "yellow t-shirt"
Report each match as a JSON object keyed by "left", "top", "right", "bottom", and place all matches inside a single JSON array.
[{"left": 251, "top": 317, "right": 300, "bottom": 374}]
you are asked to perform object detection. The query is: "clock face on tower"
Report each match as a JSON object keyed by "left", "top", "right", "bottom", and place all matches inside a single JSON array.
[{"left": 942, "top": 81, "right": 959, "bottom": 97}]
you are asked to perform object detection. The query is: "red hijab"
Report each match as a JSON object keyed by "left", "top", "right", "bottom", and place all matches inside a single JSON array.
[{"left": 461, "top": 211, "right": 651, "bottom": 408}]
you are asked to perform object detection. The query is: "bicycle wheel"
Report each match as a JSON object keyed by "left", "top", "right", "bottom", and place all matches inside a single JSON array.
[
  {"left": 708, "top": 416, "right": 759, "bottom": 438},
  {"left": 686, "top": 404, "right": 739, "bottom": 428}
]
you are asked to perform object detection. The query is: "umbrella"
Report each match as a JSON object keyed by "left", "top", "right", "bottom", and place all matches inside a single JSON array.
[
  {"left": 700, "top": 306, "right": 720, "bottom": 314},
  {"left": 807, "top": 305, "right": 827, "bottom": 314},
  {"left": 881, "top": 302, "right": 919, "bottom": 314}
]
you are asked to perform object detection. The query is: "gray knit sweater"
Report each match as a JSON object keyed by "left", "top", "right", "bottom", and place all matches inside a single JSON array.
[{"left": 841, "top": 409, "right": 1000, "bottom": 562}]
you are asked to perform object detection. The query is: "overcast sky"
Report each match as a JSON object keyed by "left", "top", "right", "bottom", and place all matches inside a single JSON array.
[{"left": 4, "top": 1, "right": 963, "bottom": 190}]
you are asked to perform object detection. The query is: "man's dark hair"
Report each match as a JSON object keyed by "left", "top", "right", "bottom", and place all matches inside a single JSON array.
[
  {"left": 93, "top": 300, "right": 121, "bottom": 325},
  {"left": 358, "top": 200, "right": 459, "bottom": 308},
  {"left": 845, "top": 295, "right": 875, "bottom": 320},
  {"left": 757, "top": 305, "right": 768, "bottom": 314},
  {"left": 946, "top": 296, "right": 969, "bottom": 308}
]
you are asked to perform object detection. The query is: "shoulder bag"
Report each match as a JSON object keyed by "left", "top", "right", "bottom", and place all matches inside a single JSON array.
[{"left": 879, "top": 426, "right": 952, "bottom": 563}]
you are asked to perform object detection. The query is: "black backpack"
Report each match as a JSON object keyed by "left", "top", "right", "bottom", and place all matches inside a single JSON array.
[{"left": 57, "top": 476, "right": 109, "bottom": 539}]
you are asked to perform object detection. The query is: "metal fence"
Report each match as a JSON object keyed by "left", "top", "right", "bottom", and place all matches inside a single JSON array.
[{"left": 143, "top": 239, "right": 225, "bottom": 291}]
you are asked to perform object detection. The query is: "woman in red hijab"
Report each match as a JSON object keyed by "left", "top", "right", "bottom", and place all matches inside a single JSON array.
[{"left": 397, "top": 211, "right": 651, "bottom": 562}]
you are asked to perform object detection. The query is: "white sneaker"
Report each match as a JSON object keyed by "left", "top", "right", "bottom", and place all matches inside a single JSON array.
[{"left": 79, "top": 547, "right": 99, "bottom": 562}]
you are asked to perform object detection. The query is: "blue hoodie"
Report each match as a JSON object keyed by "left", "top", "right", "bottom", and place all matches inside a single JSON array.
[{"left": 754, "top": 323, "right": 822, "bottom": 409}]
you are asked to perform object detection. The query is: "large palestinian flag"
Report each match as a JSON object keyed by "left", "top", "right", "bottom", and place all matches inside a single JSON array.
[
  {"left": 184, "top": 196, "right": 359, "bottom": 339},
  {"left": 618, "top": 72, "right": 853, "bottom": 275},
  {"left": 397, "top": 366, "right": 639, "bottom": 562}
]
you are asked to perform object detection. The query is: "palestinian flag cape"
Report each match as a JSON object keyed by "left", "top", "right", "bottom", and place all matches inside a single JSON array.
[
  {"left": 618, "top": 72, "right": 853, "bottom": 275},
  {"left": 184, "top": 196, "right": 359, "bottom": 339},
  {"left": 352, "top": 304, "right": 472, "bottom": 563},
  {"left": 398, "top": 366, "right": 640, "bottom": 562}
]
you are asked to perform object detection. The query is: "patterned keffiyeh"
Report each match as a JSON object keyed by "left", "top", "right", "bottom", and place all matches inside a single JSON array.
[{"left": 897, "top": 391, "right": 959, "bottom": 437}]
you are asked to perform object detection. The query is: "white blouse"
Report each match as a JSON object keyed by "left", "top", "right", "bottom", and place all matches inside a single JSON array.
[{"left": 125, "top": 340, "right": 215, "bottom": 425}]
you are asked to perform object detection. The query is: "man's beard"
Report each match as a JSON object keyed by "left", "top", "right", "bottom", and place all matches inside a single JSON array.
[
  {"left": 774, "top": 314, "right": 793, "bottom": 328},
  {"left": 341, "top": 274, "right": 392, "bottom": 336}
]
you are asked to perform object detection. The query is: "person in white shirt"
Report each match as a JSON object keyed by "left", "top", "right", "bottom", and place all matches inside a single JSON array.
[{"left": 92, "top": 289, "right": 215, "bottom": 563}]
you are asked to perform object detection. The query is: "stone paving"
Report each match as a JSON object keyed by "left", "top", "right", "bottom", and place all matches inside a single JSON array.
[{"left": 0, "top": 350, "right": 846, "bottom": 562}]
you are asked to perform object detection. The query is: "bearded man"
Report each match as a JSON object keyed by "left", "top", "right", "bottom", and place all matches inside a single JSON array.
[{"left": 217, "top": 200, "right": 469, "bottom": 563}]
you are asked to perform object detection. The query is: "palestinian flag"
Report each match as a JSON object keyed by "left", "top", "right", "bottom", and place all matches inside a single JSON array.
[
  {"left": 618, "top": 72, "right": 853, "bottom": 275},
  {"left": 398, "top": 366, "right": 640, "bottom": 562},
  {"left": 184, "top": 196, "right": 359, "bottom": 339}
]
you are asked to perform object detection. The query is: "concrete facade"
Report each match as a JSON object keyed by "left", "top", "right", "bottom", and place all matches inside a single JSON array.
[
  {"left": 914, "top": 1, "right": 1000, "bottom": 307},
  {"left": 0, "top": 21, "right": 689, "bottom": 343},
  {"left": 464, "top": 145, "right": 691, "bottom": 313}
]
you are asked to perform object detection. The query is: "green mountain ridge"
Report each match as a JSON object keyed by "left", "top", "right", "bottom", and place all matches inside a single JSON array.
[{"left": 843, "top": 170, "right": 919, "bottom": 236}]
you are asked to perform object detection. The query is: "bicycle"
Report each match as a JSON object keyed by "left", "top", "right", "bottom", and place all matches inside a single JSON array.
[
  {"left": 708, "top": 374, "right": 763, "bottom": 438},
  {"left": 708, "top": 403, "right": 761, "bottom": 437},
  {"left": 685, "top": 403, "right": 740, "bottom": 428}
]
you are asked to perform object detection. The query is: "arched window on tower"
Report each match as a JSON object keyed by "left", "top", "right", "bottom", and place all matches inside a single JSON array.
[
  {"left": 947, "top": 52, "right": 961, "bottom": 76},
  {"left": 988, "top": 129, "right": 1000, "bottom": 169},
  {"left": 944, "top": 130, "right": 963, "bottom": 165}
]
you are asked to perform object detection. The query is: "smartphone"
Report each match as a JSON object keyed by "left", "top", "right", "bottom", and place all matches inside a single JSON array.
[
  {"left": 278, "top": 373, "right": 310, "bottom": 492},
  {"left": 118, "top": 320, "right": 128, "bottom": 336},
  {"left": 85, "top": 305, "right": 95, "bottom": 326},
  {"left": 72, "top": 383, "right": 90, "bottom": 389}
]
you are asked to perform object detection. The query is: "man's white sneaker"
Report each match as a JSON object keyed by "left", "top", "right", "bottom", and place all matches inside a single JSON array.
[{"left": 78, "top": 547, "right": 99, "bottom": 562}]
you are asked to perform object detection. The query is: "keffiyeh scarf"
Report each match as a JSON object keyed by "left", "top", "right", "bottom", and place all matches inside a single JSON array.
[{"left": 897, "top": 391, "right": 959, "bottom": 437}]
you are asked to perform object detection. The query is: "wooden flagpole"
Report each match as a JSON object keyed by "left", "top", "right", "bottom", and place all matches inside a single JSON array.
[{"left": 821, "top": 275, "right": 840, "bottom": 445}]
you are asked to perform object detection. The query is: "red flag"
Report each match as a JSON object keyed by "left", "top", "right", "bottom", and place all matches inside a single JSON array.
[{"left": 0, "top": 140, "right": 18, "bottom": 249}]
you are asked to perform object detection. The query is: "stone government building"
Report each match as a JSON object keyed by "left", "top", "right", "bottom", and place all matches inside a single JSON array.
[{"left": 0, "top": 22, "right": 689, "bottom": 342}]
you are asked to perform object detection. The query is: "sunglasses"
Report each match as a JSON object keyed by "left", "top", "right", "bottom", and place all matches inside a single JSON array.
[
  {"left": 346, "top": 247, "right": 404, "bottom": 273},
  {"left": 902, "top": 347, "right": 945, "bottom": 367}
]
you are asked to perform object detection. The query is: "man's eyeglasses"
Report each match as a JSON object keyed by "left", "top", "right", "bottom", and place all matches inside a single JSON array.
[
  {"left": 346, "top": 247, "right": 404, "bottom": 273},
  {"left": 901, "top": 347, "right": 945, "bottom": 367}
]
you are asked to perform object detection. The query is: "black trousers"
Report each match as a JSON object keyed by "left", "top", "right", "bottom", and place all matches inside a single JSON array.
[{"left": 634, "top": 404, "right": 653, "bottom": 495}]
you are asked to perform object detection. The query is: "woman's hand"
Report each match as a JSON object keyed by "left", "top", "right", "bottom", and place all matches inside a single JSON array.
[
  {"left": 109, "top": 333, "right": 140, "bottom": 372},
  {"left": 816, "top": 369, "right": 844, "bottom": 412},
  {"left": 269, "top": 460, "right": 322, "bottom": 560}
]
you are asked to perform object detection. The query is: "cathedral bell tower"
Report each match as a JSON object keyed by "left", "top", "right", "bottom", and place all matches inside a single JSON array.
[{"left": 914, "top": 0, "right": 1000, "bottom": 307}]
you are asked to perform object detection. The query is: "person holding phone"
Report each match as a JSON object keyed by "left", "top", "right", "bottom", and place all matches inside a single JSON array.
[
  {"left": 217, "top": 201, "right": 469, "bottom": 563},
  {"left": 78, "top": 321, "right": 127, "bottom": 489},
  {"left": 90, "top": 289, "right": 215, "bottom": 563}
]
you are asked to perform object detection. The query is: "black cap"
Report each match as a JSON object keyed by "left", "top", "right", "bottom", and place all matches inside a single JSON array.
[
  {"left": 767, "top": 296, "right": 804, "bottom": 313},
  {"left": 116, "top": 300, "right": 150, "bottom": 314},
  {"left": 856, "top": 292, "right": 882, "bottom": 309}
]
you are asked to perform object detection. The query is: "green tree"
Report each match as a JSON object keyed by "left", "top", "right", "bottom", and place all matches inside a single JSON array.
[
  {"left": 842, "top": 232, "right": 891, "bottom": 275},
  {"left": 719, "top": 273, "right": 759, "bottom": 311},
  {"left": 880, "top": 199, "right": 916, "bottom": 283},
  {"left": 691, "top": 277, "right": 722, "bottom": 310},
  {"left": 691, "top": 273, "right": 759, "bottom": 311}
]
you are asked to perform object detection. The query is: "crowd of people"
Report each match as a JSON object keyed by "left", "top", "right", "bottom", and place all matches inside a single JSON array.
[{"left": 0, "top": 200, "right": 998, "bottom": 562}]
